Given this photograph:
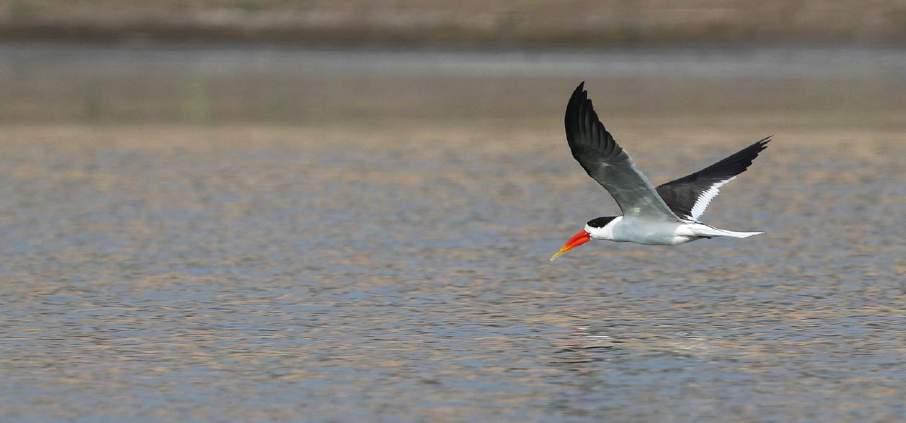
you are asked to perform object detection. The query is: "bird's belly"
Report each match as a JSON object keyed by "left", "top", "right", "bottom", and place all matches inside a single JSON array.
[{"left": 612, "top": 220, "right": 694, "bottom": 245}]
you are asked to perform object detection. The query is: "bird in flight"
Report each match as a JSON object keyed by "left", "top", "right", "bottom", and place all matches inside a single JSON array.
[{"left": 551, "top": 82, "right": 770, "bottom": 261}]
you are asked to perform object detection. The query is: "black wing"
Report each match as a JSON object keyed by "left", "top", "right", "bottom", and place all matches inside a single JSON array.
[
  {"left": 565, "top": 83, "right": 679, "bottom": 220},
  {"left": 656, "top": 137, "right": 771, "bottom": 221}
]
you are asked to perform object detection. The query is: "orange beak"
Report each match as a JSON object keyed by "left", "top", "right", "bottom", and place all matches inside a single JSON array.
[{"left": 550, "top": 229, "right": 591, "bottom": 261}]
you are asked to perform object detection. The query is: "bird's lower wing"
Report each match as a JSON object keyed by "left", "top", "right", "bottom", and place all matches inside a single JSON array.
[
  {"left": 656, "top": 137, "right": 771, "bottom": 221},
  {"left": 565, "top": 83, "right": 680, "bottom": 221}
]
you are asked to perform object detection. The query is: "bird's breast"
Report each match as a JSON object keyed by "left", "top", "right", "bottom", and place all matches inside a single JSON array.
[{"left": 611, "top": 218, "right": 692, "bottom": 245}]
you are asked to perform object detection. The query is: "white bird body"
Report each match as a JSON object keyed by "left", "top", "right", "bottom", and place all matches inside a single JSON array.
[
  {"left": 586, "top": 216, "right": 763, "bottom": 246},
  {"left": 550, "top": 82, "right": 770, "bottom": 261}
]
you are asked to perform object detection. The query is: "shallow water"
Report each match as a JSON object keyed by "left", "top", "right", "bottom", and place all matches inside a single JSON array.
[{"left": 0, "top": 45, "right": 904, "bottom": 422}]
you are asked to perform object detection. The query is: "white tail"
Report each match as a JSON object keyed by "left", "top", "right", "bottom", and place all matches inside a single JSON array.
[{"left": 690, "top": 224, "right": 763, "bottom": 239}]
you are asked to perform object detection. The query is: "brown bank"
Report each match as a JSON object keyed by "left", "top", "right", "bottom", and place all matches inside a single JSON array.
[{"left": 3, "top": 0, "right": 906, "bottom": 47}]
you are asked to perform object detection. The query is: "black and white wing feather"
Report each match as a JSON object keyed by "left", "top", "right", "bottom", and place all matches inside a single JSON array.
[
  {"left": 656, "top": 137, "right": 771, "bottom": 221},
  {"left": 565, "top": 83, "right": 679, "bottom": 220}
]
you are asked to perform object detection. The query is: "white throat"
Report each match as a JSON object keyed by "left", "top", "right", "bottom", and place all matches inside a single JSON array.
[{"left": 585, "top": 216, "right": 623, "bottom": 241}]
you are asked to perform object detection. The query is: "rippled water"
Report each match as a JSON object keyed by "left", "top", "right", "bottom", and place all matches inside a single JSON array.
[{"left": 0, "top": 45, "right": 904, "bottom": 422}]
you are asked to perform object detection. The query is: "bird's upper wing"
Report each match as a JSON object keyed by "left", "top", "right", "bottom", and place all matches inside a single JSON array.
[
  {"left": 656, "top": 137, "right": 771, "bottom": 221},
  {"left": 565, "top": 83, "right": 680, "bottom": 221}
]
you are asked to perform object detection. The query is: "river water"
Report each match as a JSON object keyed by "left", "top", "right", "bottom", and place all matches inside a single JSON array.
[{"left": 0, "top": 44, "right": 904, "bottom": 422}]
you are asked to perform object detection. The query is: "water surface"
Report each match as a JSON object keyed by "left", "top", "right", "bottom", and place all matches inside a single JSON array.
[{"left": 0, "top": 45, "right": 904, "bottom": 422}]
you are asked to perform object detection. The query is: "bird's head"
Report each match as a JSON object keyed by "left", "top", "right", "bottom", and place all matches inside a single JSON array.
[{"left": 549, "top": 216, "right": 617, "bottom": 261}]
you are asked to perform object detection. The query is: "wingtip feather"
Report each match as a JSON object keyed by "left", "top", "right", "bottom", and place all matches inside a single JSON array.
[{"left": 572, "top": 81, "right": 586, "bottom": 98}]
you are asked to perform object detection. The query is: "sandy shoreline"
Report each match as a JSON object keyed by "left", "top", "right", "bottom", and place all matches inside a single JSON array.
[{"left": 3, "top": 1, "right": 906, "bottom": 47}]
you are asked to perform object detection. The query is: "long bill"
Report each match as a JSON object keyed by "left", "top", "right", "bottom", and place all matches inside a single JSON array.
[{"left": 549, "top": 229, "right": 591, "bottom": 262}]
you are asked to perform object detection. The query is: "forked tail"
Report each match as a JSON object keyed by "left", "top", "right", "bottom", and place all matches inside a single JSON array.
[{"left": 691, "top": 224, "right": 763, "bottom": 239}]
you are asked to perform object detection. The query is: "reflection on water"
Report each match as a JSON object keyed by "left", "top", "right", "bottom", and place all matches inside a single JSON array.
[
  {"left": 2, "top": 43, "right": 906, "bottom": 126},
  {"left": 0, "top": 44, "right": 904, "bottom": 422}
]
